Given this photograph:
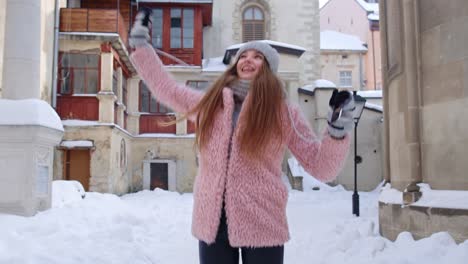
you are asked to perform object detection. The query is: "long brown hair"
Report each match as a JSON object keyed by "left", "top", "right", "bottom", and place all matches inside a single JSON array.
[{"left": 188, "top": 58, "right": 285, "bottom": 158}]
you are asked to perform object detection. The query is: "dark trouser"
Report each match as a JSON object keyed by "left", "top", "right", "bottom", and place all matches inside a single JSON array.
[{"left": 199, "top": 208, "right": 284, "bottom": 264}]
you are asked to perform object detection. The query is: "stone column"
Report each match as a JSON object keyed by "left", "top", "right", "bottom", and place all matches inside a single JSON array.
[
  {"left": 97, "top": 52, "right": 116, "bottom": 123},
  {"left": 2, "top": 0, "right": 41, "bottom": 99},
  {"left": 176, "top": 114, "right": 187, "bottom": 135},
  {"left": 116, "top": 68, "right": 125, "bottom": 127},
  {"left": 126, "top": 77, "right": 141, "bottom": 135},
  {"left": 400, "top": 0, "right": 423, "bottom": 203}
]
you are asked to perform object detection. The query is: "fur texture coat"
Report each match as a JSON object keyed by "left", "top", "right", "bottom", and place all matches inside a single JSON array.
[{"left": 131, "top": 45, "right": 350, "bottom": 247}]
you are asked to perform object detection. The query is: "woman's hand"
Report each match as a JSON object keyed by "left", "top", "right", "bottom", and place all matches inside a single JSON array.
[
  {"left": 129, "top": 8, "right": 152, "bottom": 49},
  {"left": 327, "top": 89, "right": 355, "bottom": 139}
]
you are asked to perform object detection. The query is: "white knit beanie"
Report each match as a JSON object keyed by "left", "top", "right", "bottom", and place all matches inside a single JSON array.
[{"left": 234, "top": 41, "right": 280, "bottom": 73}]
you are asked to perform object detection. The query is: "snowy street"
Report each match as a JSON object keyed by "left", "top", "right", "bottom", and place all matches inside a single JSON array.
[{"left": 0, "top": 178, "right": 466, "bottom": 264}]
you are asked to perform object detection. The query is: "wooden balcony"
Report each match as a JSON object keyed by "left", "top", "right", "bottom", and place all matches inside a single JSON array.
[{"left": 60, "top": 8, "right": 128, "bottom": 47}]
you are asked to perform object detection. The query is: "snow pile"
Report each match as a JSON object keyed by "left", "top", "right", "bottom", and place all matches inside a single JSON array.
[
  {"left": 51, "top": 180, "right": 86, "bottom": 208},
  {"left": 0, "top": 184, "right": 466, "bottom": 263}
]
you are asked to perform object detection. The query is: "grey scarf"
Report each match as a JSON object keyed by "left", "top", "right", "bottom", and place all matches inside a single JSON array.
[{"left": 230, "top": 79, "right": 251, "bottom": 102}]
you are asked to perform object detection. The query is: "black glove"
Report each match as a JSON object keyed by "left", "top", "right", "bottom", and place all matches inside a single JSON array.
[
  {"left": 129, "top": 8, "right": 153, "bottom": 48},
  {"left": 327, "top": 89, "right": 355, "bottom": 139}
]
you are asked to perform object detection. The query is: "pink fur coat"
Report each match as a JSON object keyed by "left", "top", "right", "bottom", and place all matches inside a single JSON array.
[{"left": 131, "top": 45, "right": 350, "bottom": 247}]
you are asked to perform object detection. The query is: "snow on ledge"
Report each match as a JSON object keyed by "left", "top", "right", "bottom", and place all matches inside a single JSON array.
[
  {"left": 379, "top": 183, "right": 468, "bottom": 210},
  {"left": 0, "top": 99, "right": 63, "bottom": 131},
  {"left": 413, "top": 184, "right": 468, "bottom": 210},
  {"left": 60, "top": 140, "right": 94, "bottom": 148},
  {"left": 379, "top": 183, "right": 403, "bottom": 204}
]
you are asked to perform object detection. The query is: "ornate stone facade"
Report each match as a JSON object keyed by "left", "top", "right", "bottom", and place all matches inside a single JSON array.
[{"left": 380, "top": 0, "right": 468, "bottom": 243}]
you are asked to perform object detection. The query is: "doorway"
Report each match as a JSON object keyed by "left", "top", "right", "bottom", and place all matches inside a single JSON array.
[
  {"left": 64, "top": 149, "right": 90, "bottom": 191},
  {"left": 143, "top": 160, "right": 176, "bottom": 191}
]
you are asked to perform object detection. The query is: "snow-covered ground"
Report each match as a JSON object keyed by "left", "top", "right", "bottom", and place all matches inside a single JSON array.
[{"left": 0, "top": 179, "right": 467, "bottom": 264}]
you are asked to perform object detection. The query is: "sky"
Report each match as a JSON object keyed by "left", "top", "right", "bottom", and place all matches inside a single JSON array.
[{"left": 0, "top": 178, "right": 466, "bottom": 264}]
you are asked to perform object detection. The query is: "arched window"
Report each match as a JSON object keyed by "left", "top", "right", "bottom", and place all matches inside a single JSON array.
[{"left": 242, "top": 6, "right": 265, "bottom": 42}]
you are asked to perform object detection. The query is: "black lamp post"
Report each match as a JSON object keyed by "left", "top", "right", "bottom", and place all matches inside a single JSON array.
[{"left": 352, "top": 91, "right": 367, "bottom": 217}]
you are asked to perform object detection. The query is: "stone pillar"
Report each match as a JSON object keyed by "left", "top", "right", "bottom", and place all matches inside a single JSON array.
[
  {"left": 97, "top": 52, "right": 116, "bottom": 123},
  {"left": 381, "top": 0, "right": 423, "bottom": 193},
  {"left": 401, "top": 0, "right": 423, "bottom": 202},
  {"left": 0, "top": 100, "right": 63, "bottom": 216},
  {"left": 116, "top": 68, "right": 125, "bottom": 127},
  {"left": 176, "top": 114, "right": 187, "bottom": 135},
  {"left": 126, "top": 77, "right": 141, "bottom": 135},
  {"left": 2, "top": 0, "right": 41, "bottom": 99}
]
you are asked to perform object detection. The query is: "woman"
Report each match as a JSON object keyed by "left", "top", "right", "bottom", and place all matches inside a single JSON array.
[{"left": 129, "top": 10, "right": 354, "bottom": 264}]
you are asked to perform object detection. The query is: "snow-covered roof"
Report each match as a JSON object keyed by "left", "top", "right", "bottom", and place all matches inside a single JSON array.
[
  {"left": 226, "top": 40, "right": 306, "bottom": 52},
  {"left": 368, "top": 13, "right": 379, "bottom": 21},
  {"left": 314, "top": 79, "right": 337, "bottom": 89},
  {"left": 202, "top": 56, "right": 227, "bottom": 72},
  {"left": 356, "top": 0, "right": 379, "bottom": 13},
  {"left": 320, "top": 31, "right": 367, "bottom": 52},
  {"left": 301, "top": 79, "right": 337, "bottom": 92},
  {"left": 358, "top": 90, "right": 382, "bottom": 98},
  {"left": 365, "top": 102, "right": 383, "bottom": 112},
  {"left": 0, "top": 99, "right": 64, "bottom": 131},
  {"left": 60, "top": 140, "right": 94, "bottom": 148}
]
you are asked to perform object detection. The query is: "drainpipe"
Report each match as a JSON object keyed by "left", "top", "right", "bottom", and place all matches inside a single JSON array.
[
  {"left": 359, "top": 52, "right": 363, "bottom": 91},
  {"left": 51, "top": 0, "right": 60, "bottom": 108},
  {"left": 371, "top": 30, "right": 377, "bottom": 90}
]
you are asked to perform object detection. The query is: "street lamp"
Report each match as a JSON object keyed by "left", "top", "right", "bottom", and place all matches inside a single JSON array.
[{"left": 352, "top": 91, "right": 366, "bottom": 217}]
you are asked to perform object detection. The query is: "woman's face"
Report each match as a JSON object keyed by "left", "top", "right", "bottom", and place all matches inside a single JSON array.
[{"left": 236, "top": 49, "right": 265, "bottom": 80}]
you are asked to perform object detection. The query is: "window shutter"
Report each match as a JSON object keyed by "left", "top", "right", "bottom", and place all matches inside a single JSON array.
[{"left": 243, "top": 21, "right": 265, "bottom": 41}]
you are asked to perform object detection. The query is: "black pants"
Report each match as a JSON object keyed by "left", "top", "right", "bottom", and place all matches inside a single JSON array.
[{"left": 199, "top": 208, "right": 284, "bottom": 264}]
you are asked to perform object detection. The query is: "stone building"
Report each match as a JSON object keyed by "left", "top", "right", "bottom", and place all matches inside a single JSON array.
[
  {"left": 2, "top": 0, "right": 385, "bottom": 200},
  {"left": 320, "top": 0, "right": 382, "bottom": 90},
  {"left": 379, "top": 0, "right": 468, "bottom": 243}
]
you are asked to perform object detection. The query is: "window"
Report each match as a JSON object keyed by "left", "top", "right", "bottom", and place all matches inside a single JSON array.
[
  {"left": 339, "top": 71, "right": 352, "bottom": 87},
  {"left": 151, "top": 9, "right": 163, "bottom": 49},
  {"left": 59, "top": 53, "right": 99, "bottom": 94},
  {"left": 122, "top": 76, "right": 128, "bottom": 106},
  {"left": 112, "top": 69, "right": 118, "bottom": 96},
  {"left": 170, "top": 8, "right": 194, "bottom": 49},
  {"left": 242, "top": 6, "right": 265, "bottom": 42},
  {"left": 140, "top": 82, "right": 172, "bottom": 114},
  {"left": 187, "top": 80, "right": 210, "bottom": 91}
]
